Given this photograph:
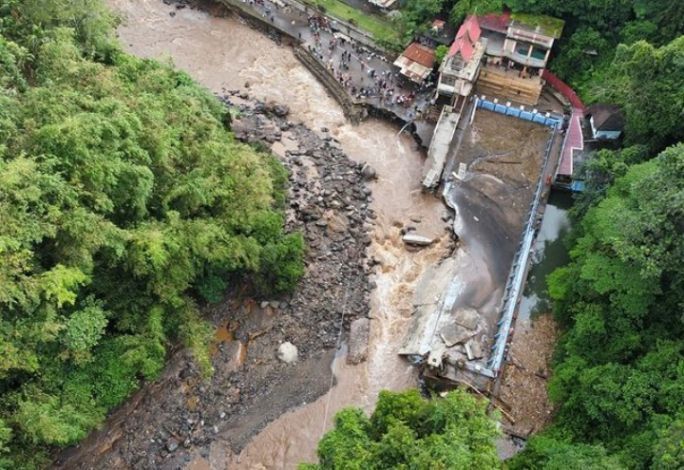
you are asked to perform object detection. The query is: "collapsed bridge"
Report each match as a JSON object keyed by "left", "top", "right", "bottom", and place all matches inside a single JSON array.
[{"left": 401, "top": 98, "right": 563, "bottom": 389}]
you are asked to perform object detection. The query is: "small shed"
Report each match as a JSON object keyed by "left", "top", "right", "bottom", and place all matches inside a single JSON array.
[
  {"left": 587, "top": 104, "right": 624, "bottom": 140},
  {"left": 393, "top": 42, "right": 436, "bottom": 83}
]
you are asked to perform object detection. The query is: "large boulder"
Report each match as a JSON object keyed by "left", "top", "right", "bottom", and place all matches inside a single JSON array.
[
  {"left": 347, "top": 318, "right": 370, "bottom": 364},
  {"left": 277, "top": 342, "right": 298, "bottom": 364},
  {"left": 402, "top": 233, "right": 434, "bottom": 247},
  {"left": 361, "top": 163, "right": 377, "bottom": 180}
]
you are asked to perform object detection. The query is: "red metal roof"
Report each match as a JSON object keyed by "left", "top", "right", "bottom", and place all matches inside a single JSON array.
[
  {"left": 457, "top": 16, "right": 481, "bottom": 41},
  {"left": 448, "top": 16, "right": 481, "bottom": 61},
  {"left": 400, "top": 42, "right": 436, "bottom": 68},
  {"left": 477, "top": 11, "right": 511, "bottom": 33},
  {"left": 558, "top": 109, "right": 584, "bottom": 177}
]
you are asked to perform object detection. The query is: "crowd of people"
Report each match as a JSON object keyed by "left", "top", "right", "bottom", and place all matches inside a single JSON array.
[{"left": 245, "top": 0, "right": 432, "bottom": 120}]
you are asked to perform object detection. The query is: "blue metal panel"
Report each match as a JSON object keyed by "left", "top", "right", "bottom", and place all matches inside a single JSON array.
[
  {"left": 520, "top": 111, "right": 534, "bottom": 121},
  {"left": 570, "top": 180, "right": 585, "bottom": 192},
  {"left": 532, "top": 113, "right": 546, "bottom": 124},
  {"left": 494, "top": 104, "right": 507, "bottom": 113}
]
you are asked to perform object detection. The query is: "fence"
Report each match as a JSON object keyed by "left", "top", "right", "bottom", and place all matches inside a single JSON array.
[
  {"left": 475, "top": 96, "right": 563, "bottom": 129},
  {"left": 541, "top": 69, "right": 585, "bottom": 111}
]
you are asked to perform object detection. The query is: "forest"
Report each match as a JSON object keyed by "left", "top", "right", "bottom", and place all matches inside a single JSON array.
[{"left": 0, "top": 0, "right": 304, "bottom": 466}]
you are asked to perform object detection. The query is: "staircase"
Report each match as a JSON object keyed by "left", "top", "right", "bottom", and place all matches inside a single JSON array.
[{"left": 476, "top": 67, "right": 542, "bottom": 106}]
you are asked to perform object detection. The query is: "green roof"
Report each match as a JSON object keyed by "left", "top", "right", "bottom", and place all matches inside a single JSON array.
[{"left": 510, "top": 13, "right": 565, "bottom": 39}]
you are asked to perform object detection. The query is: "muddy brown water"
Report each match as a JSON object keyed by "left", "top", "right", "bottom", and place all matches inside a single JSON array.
[{"left": 107, "top": 0, "right": 450, "bottom": 467}]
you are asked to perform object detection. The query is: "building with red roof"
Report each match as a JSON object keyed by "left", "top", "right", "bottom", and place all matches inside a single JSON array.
[
  {"left": 437, "top": 16, "right": 487, "bottom": 100},
  {"left": 393, "top": 42, "right": 436, "bottom": 84},
  {"left": 473, "top": 12, "right": 564, "bottom": 105}
]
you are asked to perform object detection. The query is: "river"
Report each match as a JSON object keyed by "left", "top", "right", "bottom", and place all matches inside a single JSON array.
[{"left": 108, "top": 1, "right": 451, "bottom": 467}]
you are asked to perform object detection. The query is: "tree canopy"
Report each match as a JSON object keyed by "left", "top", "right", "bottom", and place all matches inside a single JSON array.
[
  {"left": 301, "top": 389, "right": 500, "bottom": 469},
  {"left": 0, "top": 0, "right": 303, "bottom": 466},
  {"left": 511, "top": 144, "right": 684, "bottom": 467}
]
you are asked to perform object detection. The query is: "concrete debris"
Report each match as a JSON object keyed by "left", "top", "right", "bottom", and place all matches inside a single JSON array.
[
  {"left": 466, "top": 339, "right": 484, "bottom": 359},
  {"left": 453, "top": 307, "right": 479, "bottom": 330},
  {"left": 465, "top": 342, "right": 474, "bottom": 360},
  {"left": 402, "top": 233, "right": 434, "bottom": 246},
  {"left": 439, "top": 323, "right": 476, "bottom": 347},
  {"left": 445, "top": 349, "right": 467, "bottom": 367},
  {"left": 347, "top": 318, "right": 370, "bottom": 364}
]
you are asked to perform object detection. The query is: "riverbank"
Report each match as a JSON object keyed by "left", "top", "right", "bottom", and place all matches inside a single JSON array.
[
  {"left": 55, "top": 92, "right": 378, "bottom": 469},
  {"left": 56, "top": 1, "right": 452, "bottom": 467}
]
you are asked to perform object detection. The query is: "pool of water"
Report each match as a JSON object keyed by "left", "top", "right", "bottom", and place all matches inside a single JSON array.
[{"left": 517, "top": 191, "right": 573, "bottom": 322}]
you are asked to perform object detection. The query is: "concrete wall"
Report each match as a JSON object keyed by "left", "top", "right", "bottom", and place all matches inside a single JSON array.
[
  {"left": 476, "top": 97, "right": 562, "bottom": 128},
  {"left": 292, "top": 47, "right": 368, "bottom": 123}
]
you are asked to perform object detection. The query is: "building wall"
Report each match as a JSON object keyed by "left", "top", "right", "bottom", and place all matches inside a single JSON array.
[{"left": 590, "top": 116, "right": 621, "bottom": 140}]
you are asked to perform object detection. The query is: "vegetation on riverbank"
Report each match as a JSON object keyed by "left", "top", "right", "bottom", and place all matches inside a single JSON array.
[
  {"left": 0, "top": 0, "right": 303, "bottom": 466},
  {"left": 495, "top": 1, "right": 683, "bottom": 468},
  {"left": 300, "top": 389, "right": 500, "bottom": 469}
]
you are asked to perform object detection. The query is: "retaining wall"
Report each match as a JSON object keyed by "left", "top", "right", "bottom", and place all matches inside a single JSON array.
[{"left": 292, "top": 47, "right": 368, "bottom": 123}]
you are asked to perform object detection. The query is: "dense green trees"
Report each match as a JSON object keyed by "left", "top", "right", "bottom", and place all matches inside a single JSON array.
[
  {"left": 511, "top": 144, "right": 684, "bottom": 467},
  {"left": 301, "top": 389, "right": 500, "bottom": 469},
  {"left": 0, "top": 0, "right": 303, "bottom": 466}
]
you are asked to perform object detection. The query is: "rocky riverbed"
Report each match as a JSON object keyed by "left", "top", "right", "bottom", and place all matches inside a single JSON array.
[{"left": 56, "top": 97, "right": 377, "bottom": 469}]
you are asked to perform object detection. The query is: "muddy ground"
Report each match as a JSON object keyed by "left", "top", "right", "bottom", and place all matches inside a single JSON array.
[
  {"left": 499, "top": 314, "right": 557, "bottom": 438},
  {"left": 55, "top": 99, "right": 375, "bottom": 469}
]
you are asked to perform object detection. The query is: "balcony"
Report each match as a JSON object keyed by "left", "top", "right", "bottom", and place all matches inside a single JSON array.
[{"left": 504, "top": 48, "right": 547, "bottom": 68}]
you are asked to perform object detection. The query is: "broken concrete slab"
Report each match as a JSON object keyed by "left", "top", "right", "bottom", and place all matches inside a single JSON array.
[
  {"left": 440, "top": 323, "right": 476, "bottom": 347},
  {"left": 453, "top": 307, "right": 479, "bottom": 330},
  {"left": 466, "top": 338, "right": 484, "bottom": 359},
  {"left": 402, "top": 233, "right": 434, "bottom": 247},
  {"left": 445, "top": 349, "right": 467, "bottom": 367}
]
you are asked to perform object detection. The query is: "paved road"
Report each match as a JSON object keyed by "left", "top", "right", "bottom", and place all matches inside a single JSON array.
[{"left": 229, "top": 0, "right": 435, "bottom": 122}]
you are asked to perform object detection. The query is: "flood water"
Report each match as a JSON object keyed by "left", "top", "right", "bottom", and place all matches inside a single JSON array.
[
  {"left": 107, "top": 1, "right": 451, "bottom": 467},
  {"left": 517, "top": 191, "right": 573, "bottom": 323}
]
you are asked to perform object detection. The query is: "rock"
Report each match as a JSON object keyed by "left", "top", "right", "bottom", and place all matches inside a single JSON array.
[
  {"left": 360, "top": 164, "right": 377, "bottom": 180},
  {"left": 277, "top": 342, "right": 298, "bottom": 364},
  {"left": 347, "top": 318, "right": 370, "bottom": 364},
  {"left": 260, "top": 301, "right": 270, "bottom": 309},
  {"left": 402, "top": 233, "right": 434, "bottom": 247},
  {"left": 244, "top": 81, "right": 251, "bottom": 88},
  {"left": 166, "top": 438, "right": 179, "bottom": 452},
  {"left": 272, "top": 104, "right": 290, "bottom": 117}
]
